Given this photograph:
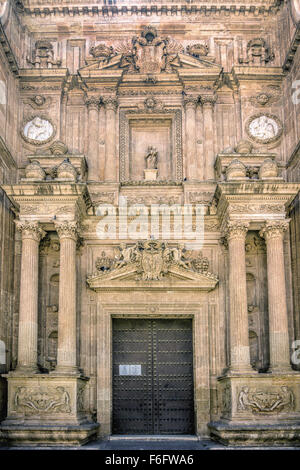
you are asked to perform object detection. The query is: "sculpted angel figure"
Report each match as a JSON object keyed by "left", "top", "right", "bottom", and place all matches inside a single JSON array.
[{"left": 114, "top": 243, "right": 140, "bottom": 269}]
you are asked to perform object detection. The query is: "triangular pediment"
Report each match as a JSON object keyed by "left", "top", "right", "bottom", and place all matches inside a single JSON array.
[
  {"left": 80, "top": 52, "right": 221, "bottom": 75},
  {"left": 87, "top": 241, "right": 219, "bottom": 292}
]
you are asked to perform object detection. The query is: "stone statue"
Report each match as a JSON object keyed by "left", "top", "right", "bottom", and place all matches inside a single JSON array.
[{"left": 145, "top": 146, "right": 158, "bottom": 169}]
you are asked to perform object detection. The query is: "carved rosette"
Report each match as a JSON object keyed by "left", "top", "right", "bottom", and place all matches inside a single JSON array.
[
  {"left": 84, "top": 95, "right": 100, "bottom": 111},
  {"left": 103, "top": 96, "right": 118, "bottom": 111},
  {"left": 55, "top": 221, "right": 79, "bottom": 242},
  {"left": 259, "top": 220, "right": 290, "bottom": 241},
  {"left": 224, "top": 221, "right": 250, "bottom": 242},
  {"left": 15, "top": 221, "right": 46, "bottom": 243}
]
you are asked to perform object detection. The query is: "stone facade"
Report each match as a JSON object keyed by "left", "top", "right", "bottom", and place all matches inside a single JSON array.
[{"left": 0, "top": 0, "right": 299, "bottom": 446}]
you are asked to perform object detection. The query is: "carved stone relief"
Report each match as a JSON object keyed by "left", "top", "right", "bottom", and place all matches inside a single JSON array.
[
  {"left": 21, "top": 115, "right": 56, "bottom": 145},
  {"left": 238, "top": 386, "right": 294, "bottom": 414},
  {"left": 116, "top": 26, "right": 183, "bottom": 74},
  {"left": 13, "top": 386, "right": 71, "bottom": 414},
  {"left": 246, "top": 114, "right": 283, "bottom": 145},
  {"left": 239, "top": 38, "right": 274, "bottom": 65},
  {"left": 27, "top": 40, "right": 61, "bottom": 69},
  {"left": 89, "top": 240, "right": 216, "bottom": 282}
]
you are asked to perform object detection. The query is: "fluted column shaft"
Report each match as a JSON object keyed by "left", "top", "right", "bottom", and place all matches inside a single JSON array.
[
  {"left": 104, "top": 97, "right": 118, "bottom": 182},
  {"left": 226, "top": 221, "right": 252, "bottom": 373},
  {"left": 184, "top": 98, "right": 198, "bottom": 180},
  {"left": 201, "top": 96, "right": 216, "bottom": 181},
  {"left": 85, "top": 96, "right": 100, "bottom": 181},
  {"left": 15, "top": 221, "right": 45, "bottom": 373},
  {"left": 260, "top": 221, "right": 291, "bottom": 372},
  {"left": 54, "top": 221, "right": 79, "bottom": 375}
]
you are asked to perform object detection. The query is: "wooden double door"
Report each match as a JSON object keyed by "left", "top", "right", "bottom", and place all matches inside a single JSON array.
[{"left": 112, "top": 318, "right": 195, "bottom": 435}]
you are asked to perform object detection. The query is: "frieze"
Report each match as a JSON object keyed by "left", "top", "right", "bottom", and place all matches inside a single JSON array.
[
  {"left": 120, "top": 180, "right": 182, "bottom": 186},
  {"left": 90, "top": 192, "right": 116, "bottom": 205},
  {"left": 13, "top": 386, "right": 71, "bottom": 414},
  {"left": 124, "top": 196, "right": 181, "bottom": 205},
  {"left": 228, "top": 203, "right": 285, "bottom": 214},
  {"left": 238, "top": 386, "right": 294, "bottom": 414}
]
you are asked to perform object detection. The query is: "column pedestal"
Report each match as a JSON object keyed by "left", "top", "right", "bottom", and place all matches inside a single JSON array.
[
  {"left": 1, "top": 375, "right": 99, "bottom": 446},
  {"left": 209, "top": 374, "right": 300, "bottom": 446}
]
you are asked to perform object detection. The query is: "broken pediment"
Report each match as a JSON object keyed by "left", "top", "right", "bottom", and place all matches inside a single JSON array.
[
  {"left": 80, "top": 26, "right": 221, "bottom": 77},
  {"left": 87, "top": 240, "right": 219, "bottom": 292}
]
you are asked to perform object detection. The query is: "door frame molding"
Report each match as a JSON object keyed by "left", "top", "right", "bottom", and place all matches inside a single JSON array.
[{"left": 96, "top": 297, "right": 211, "bottom": 438}]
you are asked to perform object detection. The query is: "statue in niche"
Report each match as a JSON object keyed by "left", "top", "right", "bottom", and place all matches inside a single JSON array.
[{"left": 145, "top": 146, "right": 158, "bottom": 169}]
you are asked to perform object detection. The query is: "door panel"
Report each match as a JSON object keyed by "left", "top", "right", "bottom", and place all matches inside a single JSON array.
[{"left": 112, "top": 319, "right": 194, "bottom": 435}]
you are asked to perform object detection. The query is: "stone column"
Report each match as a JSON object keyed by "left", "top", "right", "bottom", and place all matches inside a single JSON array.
[
  {"left": 53, "top": 221, "right": 79, "bottom": 375},
  {"left": 85, "top": 96, "right": 99, "bottom": 181},
  {"left": 260, "top": 220, "right": 291, "bottom": 372},
  {"left": 104, "top": 96, "right": 118, "bottom": 182},
  {"left": 15, "top": 221, "right": 45, "bottom": 373},
  {"left": 201, "top": 96, "right": 216, "bottom": 181},
  {"left": 225, "top": 221, "right": 252, "bottom": 374},
  {"left": 184, "top": 97, "right": 198, "bottom": 180}
]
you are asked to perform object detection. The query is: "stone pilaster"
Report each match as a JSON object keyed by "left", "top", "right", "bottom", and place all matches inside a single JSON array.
[
  {"left": 85, "top": 95, "right": 100, "bottom": 181},
  {"left": 201, "top": 96, "right": 216, "bottom": 181},
  {"left": 104, "top": 96, "right": 118, "bottom": 182},
  {"left": 225, "top": 221, "right": 252, "bottom": 374},
  {"left": 184, "top": 97, "right": 198, "bottom": 180},
  {"left": 53, "top": 221, "right": 79, "bottom": 375},
  {"left": 260, "top": 220, "right": 291, "bottom": 372},
  {"left": 15, "top": 221, "right": 45, "bottom": 374}
]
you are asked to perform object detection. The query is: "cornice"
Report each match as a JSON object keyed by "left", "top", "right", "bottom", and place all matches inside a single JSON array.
[
  {"left": 283, "top": 24, "right": 300, "bottom": 72},
  {"left": 0, "top": 20, "right": 19, "bottom": 76},
  {"left": 16, "top": 1, "right": 283, "bottom": 18}
]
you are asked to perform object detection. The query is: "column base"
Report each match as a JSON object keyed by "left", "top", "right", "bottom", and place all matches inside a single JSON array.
[
  {"left": 209, "top": 421, "right": 300, "bottom": 447},
  {"left": 0, "top": 373, "right": 99, "bottom": 446},
  {"left": 0, "top": 423, "right": 99, "bottom": 447},
  {"left": 10, "top": 365, "right": 40, "bottom": 376},
  {"left": 209, "top": 373, "right": 300, "bottom": 446},
  {"left": 50, "top": 366, "right": 81, "bottom": 376}
]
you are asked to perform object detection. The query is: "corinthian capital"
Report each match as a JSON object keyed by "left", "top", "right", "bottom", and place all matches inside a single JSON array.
[
  {"left": 224, "top": 220, "right": 249, "bottom": 241},
  {"left": 200, "top": 95, "right": 217, "bottom": 107},
  {"left": 259, "top": 220, "right": 290, "bottom": 241},
  {"left": 183, "top": 96, "right": 198, "bottom": 109},
  {"left": 103, "top": 96, "right": 118, "bottom": 111},
  {"left": 15, "top": 221, "right": 46, "bottom": 242},
  {"left": 84, "top": 95, "right": 100, "bottom": 111},
  {"left": 55, "top": 221, "right": 79, "bottom": 241}
]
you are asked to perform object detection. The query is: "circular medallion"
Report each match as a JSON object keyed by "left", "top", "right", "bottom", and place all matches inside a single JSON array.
[
  {"left": 22, "top": 116, "right": 55, "bottom": 145},
  {"left": 246, "top": 114, "right": 283, "bottom": 144}
]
